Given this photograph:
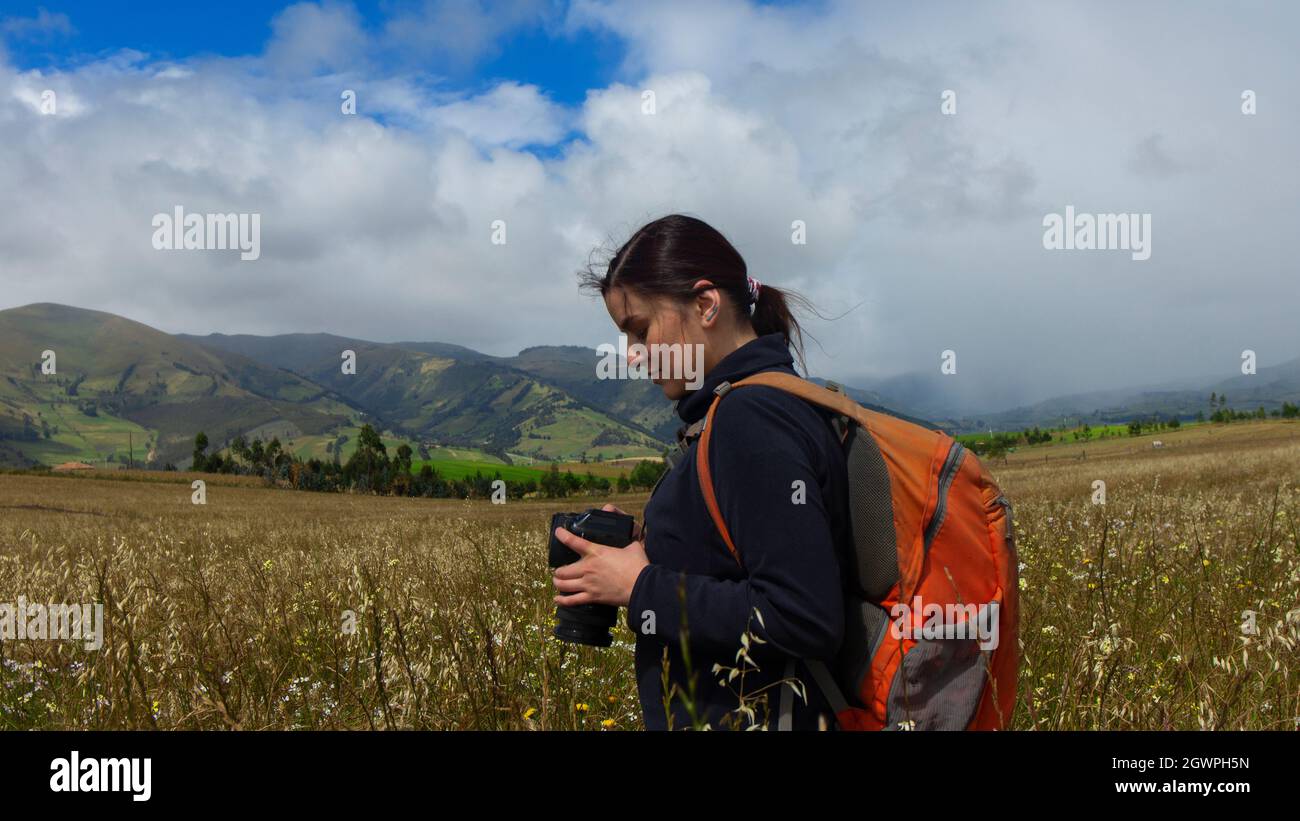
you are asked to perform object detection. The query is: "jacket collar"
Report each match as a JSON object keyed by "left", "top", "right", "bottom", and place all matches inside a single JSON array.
[{"left": 675, "top": 332, "right": 795, "bottom": 426}]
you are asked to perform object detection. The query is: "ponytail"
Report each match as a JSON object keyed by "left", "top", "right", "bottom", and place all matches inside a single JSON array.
[{"left": 748, "top": 281, "right": 810, "bottom": 373}]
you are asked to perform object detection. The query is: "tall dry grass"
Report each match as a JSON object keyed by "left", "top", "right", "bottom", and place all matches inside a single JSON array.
[
  {"left": 1, "top": 420, "right": 1297, "bottom": 729},
  {"left": 1, "top": 481, "right": 645, "bottom": 729},
  {"left": 1001, "top": 424, "right": 1300, "bottom": 729}
]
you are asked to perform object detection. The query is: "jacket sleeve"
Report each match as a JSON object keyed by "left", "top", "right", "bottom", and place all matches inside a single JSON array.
[{"left": 628, "top": 389, "right": 844, "bottom": 661}]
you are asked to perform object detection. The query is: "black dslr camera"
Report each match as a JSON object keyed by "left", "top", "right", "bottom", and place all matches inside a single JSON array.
[{"left": 547, "top": 508, "right": 637, "bottom": 647}]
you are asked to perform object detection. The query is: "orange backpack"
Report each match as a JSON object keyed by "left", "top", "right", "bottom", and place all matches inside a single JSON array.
[{"left": 692, "top": 372, "right": 1019, "bottom": 730}]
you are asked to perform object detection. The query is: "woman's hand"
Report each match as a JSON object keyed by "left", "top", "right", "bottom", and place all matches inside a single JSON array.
[{"left": 552, "top": 504, "right": 649, "bottom": 608}]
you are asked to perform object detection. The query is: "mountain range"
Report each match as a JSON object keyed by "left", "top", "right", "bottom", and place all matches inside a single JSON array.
[
  {"left": 1, "top": 302, "right": 1297, "bottom": 469},
  {"left": 0, "top": 304, "right": 670, "bottom": 469}
]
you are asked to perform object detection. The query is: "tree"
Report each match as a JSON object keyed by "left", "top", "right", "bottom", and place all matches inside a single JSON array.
[
  {"left": 395, "top": 444, "right": 413, "bottom": 474},
  {"left": 192, "top": 432, "right": 209, "bottom": 471},
  {"left": 540, "top": 463, "right": 567, "bottom": 498},
  {"left": 562, "top": 470, "right": 582, "bottom": 494},
  {"left": 230, "top": 435, "right": 249, "bottom": 462},
  {"left": 264, "top": 437, "right": 288, "bottom": 480},
  {"left": 357, "top": 425, "right": 387, "bottom": 457},
  {"left": 629, "top": 459, "right": 666, "bottom": 489},
  {"left": 345, "top": 424, "right": 391, "bottom": 493}
]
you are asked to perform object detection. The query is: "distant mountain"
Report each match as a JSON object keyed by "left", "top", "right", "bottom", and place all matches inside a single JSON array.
[
  {"left": 0, "top": 304, "right": 670, "bottom": 469},
  {"left": 392, "top": 340, "right": 503, "bottom": 363},
  {"left": 176, "top": 333, "right": 670, "bottom": 462},
  {"left": 829, "top": 367, "right": 1039, "bottom": 422},
  {"left": 0, "top": 304, "right": 352, "bottom": 468},
  {"left": 950, "top": 357, "right": 1300, "bottom": 432},
  {"left": 501, "top": 345, "right": 679, "bottom": 442},
  {"left": 805, "top": 377, "right": 948, "bottom": 431},
  {"left": 4, "top": 303, "right": 1296, "bottom": 469}
]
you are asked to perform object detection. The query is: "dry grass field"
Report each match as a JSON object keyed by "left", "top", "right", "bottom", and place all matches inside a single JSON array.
[{"left": 1, "top": 420, "right": 1297, "bottom": 730}]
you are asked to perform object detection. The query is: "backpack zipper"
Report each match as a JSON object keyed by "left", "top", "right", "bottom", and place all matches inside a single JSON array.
[
  {"left": 922, "top": 440, "right": 966, "bottom": 553},
  {"left": 994, "top": 493, "right": 1015, "bottom": 553}
]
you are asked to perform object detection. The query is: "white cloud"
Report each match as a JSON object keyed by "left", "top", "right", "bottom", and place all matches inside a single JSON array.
[
  {"left": 382, "top": 0, "right": 552, "bottom": 69},
  {"left": 1, "top": 8, "right": 74, "bottom": 41},
  {"left": 265, "top": 1, "right": 370, "bottom": 76},
  {"left": 432, "top": 81, "right": 570, "bottom": 147},
  {"left": 1, "top": 0, "right": 1298, "bottom": 408}
]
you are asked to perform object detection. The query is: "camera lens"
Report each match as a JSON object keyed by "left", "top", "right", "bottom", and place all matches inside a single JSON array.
[
  {"left": 553, "top": 603, "right": 617, "bottom": 647},
  {"left": 546, "top": 509, "right": 635, "bottom": 648}
]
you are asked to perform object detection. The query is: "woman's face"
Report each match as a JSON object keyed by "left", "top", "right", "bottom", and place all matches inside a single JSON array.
[{"left": 604, "top": 285, "right": 703, "bottom": 401}]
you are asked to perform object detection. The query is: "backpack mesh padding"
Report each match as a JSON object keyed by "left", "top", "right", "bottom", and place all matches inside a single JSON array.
[
  {"left": 843, "top": 423, "right": 899, "bottom": 600},
  {"left": 838, "top": 596, "right": 892, "bottom": 706},
  {"left": 884, "top": 636, "right": 989, "bottom": 730}
]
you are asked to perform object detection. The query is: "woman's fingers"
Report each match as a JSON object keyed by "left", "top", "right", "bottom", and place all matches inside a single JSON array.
[
  {"left": 553, "top": 591, "right": 593, "bottom": 607},
  {"left": 554, "top": 527, "right": 597, "bottom": 556},
  {"left": 552, "top": 561, "right": 584, "bottom": 580},
  {"left": 551, "top": 573, "right": 585, "bottom": 593}
]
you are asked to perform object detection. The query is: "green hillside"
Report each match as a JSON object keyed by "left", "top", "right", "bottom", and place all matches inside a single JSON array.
[
  {"left": 0, "top": 304, "right": 352, "bottom": 468},
  {"left": 0, "top": 304, "right": 669, "bottom": 471},
  {"left": 503, "top": 345, "right": 679, "bottom": 442},
  {"left": 8, "top": 302, "right": 1298, "bottom": 471},
  {"left": 180, "top": 332, "right": 669, "bottom": 462}
]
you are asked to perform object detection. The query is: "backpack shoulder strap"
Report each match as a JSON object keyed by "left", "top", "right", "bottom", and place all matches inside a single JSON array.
[
  {"left": 695, "top": 372, "right": 864, "bottom": 567},
  {"left": 697, "top": 373, "right": 864, "bottom": 729}
]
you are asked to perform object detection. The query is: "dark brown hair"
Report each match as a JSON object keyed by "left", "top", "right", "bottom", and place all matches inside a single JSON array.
[{"left": 578, "top": 214, "right": 813, "bottom": 371}]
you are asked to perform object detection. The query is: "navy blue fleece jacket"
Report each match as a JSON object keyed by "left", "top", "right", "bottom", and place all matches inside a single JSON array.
[{"left": 626, "top": 333, "right": 851, "bottom": 730}]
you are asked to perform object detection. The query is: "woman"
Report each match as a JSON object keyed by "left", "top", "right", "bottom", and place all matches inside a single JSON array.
[{"left": 551, "top": 214, "right": 851, "bottom": 730}]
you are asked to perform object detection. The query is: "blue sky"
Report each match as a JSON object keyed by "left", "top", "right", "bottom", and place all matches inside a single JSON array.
[
  {"left": 1, "top": 0, "right": 624, "bottom": 104},
  {"left": 2, "top": 1, "right": 293, "bottom": 65}
]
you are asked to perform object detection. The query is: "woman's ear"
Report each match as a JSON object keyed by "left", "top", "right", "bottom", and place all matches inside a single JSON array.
[{"left": 691, "top": 279, "right": 721, "bottom": 327}]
